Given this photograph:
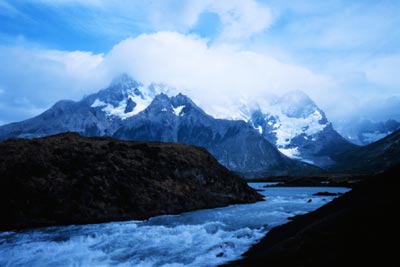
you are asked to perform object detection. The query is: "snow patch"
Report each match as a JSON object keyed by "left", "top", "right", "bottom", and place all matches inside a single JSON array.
[
  {"left": 91, "top": 99, "right": 107, "bottom": 108},
  {"left": 173, "top": 105, "right": 185, "bottom": 116},
  {"left": 279, "top": 147, "right": 301, "bottom": 159},
  {"left": 301, "top": 159, "right": 315, "bottom": 164},
  {"left": 95, "top": 86, "right": 153, "bottom": 120},
  {"left": 256, "top": 126, "right": 263, "bottom": 135},
  {"left": 279, "top": 147, "right": 315, "bottom": 164},
  {"left": 206, "top": 97, "right": 256, "bottom": 122},
  {"left": 271, "top": 110, "right": 327, "bottom": 147}
]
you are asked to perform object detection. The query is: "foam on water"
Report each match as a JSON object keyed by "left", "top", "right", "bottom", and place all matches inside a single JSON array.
[{"left": 0, "top": 184, "right": 350, "bottom": 267}]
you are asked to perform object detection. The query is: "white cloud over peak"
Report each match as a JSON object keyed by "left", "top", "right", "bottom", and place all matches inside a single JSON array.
[
  {"left": 0, "top": 45, "right": 108, "bottom": 116},
  {"left": 103, "top": 31, "right": 331, "bottom": 111},
  {"left": 0, "top": 31, "right": 334, "bottom": 124}
]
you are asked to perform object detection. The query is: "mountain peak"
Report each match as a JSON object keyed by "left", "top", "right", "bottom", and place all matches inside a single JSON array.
[
  {"left": 279, "top": 90, "right": 315, "bottom": 107},
  {"left": 171, "top": 93, "right": 193, "bottom": 106},
  {"left": 276, "top": 90, "right": 321, "bottom": 119},
  {"left": 143, "top": 93, "right": 202, "bottom": 117},
  {"left": 110, "top": 74, "right": 140, "bottom": 89}
]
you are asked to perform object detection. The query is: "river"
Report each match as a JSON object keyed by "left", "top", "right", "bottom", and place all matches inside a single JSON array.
[{"left": 0, "top": 183, "right": 349, "bottom": 267}]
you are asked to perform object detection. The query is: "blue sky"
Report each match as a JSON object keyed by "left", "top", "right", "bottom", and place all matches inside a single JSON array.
[{"left": 0, "top": 0, "right": 399, "bottom": 125}]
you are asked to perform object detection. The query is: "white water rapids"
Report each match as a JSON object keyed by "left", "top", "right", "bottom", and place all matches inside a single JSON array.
[{"left": 0, "top": 184, "right": 349, "bottom": 267}]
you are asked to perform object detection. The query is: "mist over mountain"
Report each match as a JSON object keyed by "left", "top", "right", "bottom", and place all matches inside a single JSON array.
[{"left": 335, "top": 118, "right": 400, "bottom": 145}]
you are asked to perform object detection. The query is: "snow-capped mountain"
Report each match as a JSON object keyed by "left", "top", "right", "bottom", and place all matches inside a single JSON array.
[
  {"left": 246, "top": 91, "right": 357, "bottom": 167},
  {"left": 88, "top": 74, "right": 177, "bottom": 120},
  {"left": 335, "top": 118, "right": 400, "bottom": 145},
  {"left": 202, "top": 90, "right": 356, "bottom": 167},
  {"left": 0, "top": 75, "right": 316, "bottom": 177},
  {"left": 113, "top": 93, "right": 317, "bottom": 177},
  {"left": 0, "top": 74, "right": 175, "bottom": 139}
]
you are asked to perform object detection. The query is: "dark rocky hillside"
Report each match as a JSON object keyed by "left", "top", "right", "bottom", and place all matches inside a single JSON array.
[
  {"left": 222, "top": 165, "right": 399, "bottom": 267},
  {"left": 331, "top": 128, "right": 400, "bottom": 173},
  {"left": 0, "top": 133, "right": 262, "bottom": 231}
]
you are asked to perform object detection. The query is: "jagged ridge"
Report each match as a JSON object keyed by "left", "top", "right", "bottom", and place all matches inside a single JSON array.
[{"left": 0, "top": 75, "right": 318, "bottom": 177}]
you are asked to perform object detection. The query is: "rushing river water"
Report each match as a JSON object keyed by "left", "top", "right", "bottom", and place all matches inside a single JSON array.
[{"left": 0, "top": 184, "right": 349, "bottom": 267}]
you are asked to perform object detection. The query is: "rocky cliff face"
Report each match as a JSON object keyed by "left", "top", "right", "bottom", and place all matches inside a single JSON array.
[
  {"left": 113, "top": 93, "right": 317, "bottom": 177},
  {"left": 0, "top": 133, "right": 262, "bottom": 231}
]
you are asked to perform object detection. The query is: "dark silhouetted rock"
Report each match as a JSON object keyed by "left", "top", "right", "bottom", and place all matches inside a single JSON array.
[{"left": 0, "top": 133, "right": 262, "bottom": 231}]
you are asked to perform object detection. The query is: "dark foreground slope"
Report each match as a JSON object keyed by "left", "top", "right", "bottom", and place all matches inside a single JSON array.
[
  {"left": 331, "top": 128, "right": 400, "bottom": 173},
  {"left": 0, "top": 133, "right": 262, "bottom": 231},
  {"left": 223, "top": 166, "right": 399, "bottom": 267}
]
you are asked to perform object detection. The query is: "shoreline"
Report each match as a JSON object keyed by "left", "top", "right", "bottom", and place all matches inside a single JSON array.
[
  {"left": 247, "top": 173, "right": 364, "bottom": 188},
  {"left": 221, "top": 166, "right": 398, "bottom": 267}
]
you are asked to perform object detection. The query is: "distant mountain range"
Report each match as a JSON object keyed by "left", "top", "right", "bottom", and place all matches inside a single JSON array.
[
  {"left": 1, "top": 74, "right": 388, "bottom": 176},
  {"left": 335, "top": 118, "right": 400, "bottom": 145},
  {"left": 0, "top": 75, "right": 317, "bottom": 177}
]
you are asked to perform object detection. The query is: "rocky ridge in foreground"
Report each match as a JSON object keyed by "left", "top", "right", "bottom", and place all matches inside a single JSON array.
[{"left": 0, "top": 133, "right": 262, "bottom": 231}]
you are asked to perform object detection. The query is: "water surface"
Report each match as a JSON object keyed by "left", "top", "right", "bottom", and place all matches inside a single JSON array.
[{"left": 0, "top": 184, "right": 349, "bottom": 267}]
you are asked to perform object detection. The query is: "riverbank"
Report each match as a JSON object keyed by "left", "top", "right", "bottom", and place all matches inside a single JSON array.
[
  {"left": 222, "top": 166, "right": 398, "bottom": 267},
  {"left": 248, "top": 173, "right": 362, "bottom": 187}
]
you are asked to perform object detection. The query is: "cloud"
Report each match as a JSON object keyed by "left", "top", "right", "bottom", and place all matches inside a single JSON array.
[
  {"left": 150, "top": 0, "right": 272, "bottom": 40},
  {"left": 365, "top": 55, "right": 400, "bottom": 90},
  {"left": 35, "top": 0, "right": 104, "bottom": 7},
  {"left": 0, "top": 0, "right": 399, "bottom": 126},
  {"left": 0, "top": 0, "right": 19, "bottom": 16},
  {"left": 103, "top": 32, "right": 331, "bottom": 113},
  {"left": 0, "top": 32, "right": 333, "bottom": 124},
  {"left": 209, "top": 0, "right": 272, "bottom": 40},
  {"left": 0, "top": 45, "right": 107, "bottom": 124},
  {"left": 20, "top": 0, "right": 272, "bottom": 42}
]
